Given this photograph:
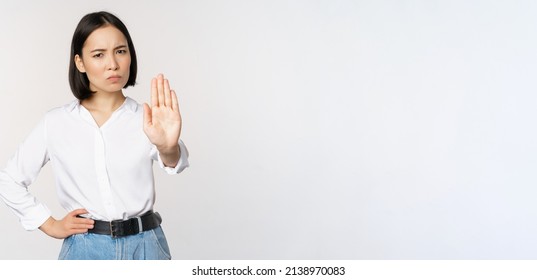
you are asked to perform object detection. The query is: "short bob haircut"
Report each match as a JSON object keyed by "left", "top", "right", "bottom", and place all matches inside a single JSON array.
[{"left": 69, "top": 11, "right": 137, "bottom": 100}]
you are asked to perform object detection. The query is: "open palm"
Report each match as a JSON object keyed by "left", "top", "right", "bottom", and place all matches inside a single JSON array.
[{"left": 143, "top": 74, "right": 182, "bottom": 150}]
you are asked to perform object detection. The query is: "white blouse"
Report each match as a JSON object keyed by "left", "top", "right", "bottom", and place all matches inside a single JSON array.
[{"left": 0, "top": 97, "right": 189, "bottom": 230}]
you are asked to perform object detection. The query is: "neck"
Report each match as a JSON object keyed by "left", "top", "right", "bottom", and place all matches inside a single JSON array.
[{"left": 81, "top": 91, "right": 126, "bottom": 112}]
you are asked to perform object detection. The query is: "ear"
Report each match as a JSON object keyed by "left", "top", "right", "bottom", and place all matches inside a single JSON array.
[{"left": 74, "top": 54, "right": 86, "bottom": 73}]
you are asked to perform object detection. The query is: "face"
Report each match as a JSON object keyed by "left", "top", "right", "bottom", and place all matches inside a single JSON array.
[{"left": 75, "top": 25, "right": 131, "bottom": 95}]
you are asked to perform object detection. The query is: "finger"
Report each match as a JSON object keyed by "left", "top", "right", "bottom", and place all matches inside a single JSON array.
[
  {"left": 171, "top": 90, "right": 180, "bottom": 112},
  {"left": 67, "top": 209, "right": 94, "bottom": 226},
  {"left": 143, "top": 103, "right": 152, "bottom": 127},
  {"left": 151, "top": 78, "right": 158, "bottom": 107},
  {"left": 69, "top": 208, "right": 89, "bottom": 217},
  {"left": 68, "top": 223, "right": 93, "bottom": 231},
  {"left": 157, "top": 74, "right": 165, "bottom": 107},
  {"left": 72, "top": 217, "right": 94, "bottom": 225},
  {"left": 73, "top": 221, "right": 94, "bottom": 228},
  {"left": 164, "top": 79, "right": 171, "bottom": 107}
]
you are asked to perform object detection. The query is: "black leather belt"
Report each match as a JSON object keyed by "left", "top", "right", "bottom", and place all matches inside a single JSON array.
[{"left": 85, "top": 211, "right": 162, "bottom": 238}]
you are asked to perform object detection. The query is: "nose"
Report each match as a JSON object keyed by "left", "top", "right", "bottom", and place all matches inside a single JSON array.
[{"left": 108, "top": 55, "right": 119, "bottom": 71}]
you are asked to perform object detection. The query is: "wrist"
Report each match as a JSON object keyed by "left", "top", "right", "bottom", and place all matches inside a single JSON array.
[
  {"left": 39, "top": 216, "right": 57, "bottom": 235},
  {"left": 157, "top": 144, "right": 179, "bottom": 155},
  {"left": 158, "top": 144, "right": 180, "bottom": 168}
]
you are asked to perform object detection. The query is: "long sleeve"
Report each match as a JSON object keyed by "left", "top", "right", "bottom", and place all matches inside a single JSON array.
[
  {"left": 1, "top": 98, "right": 189, "bottom": 225},
  {"left": 0, "top": 117, "right": 51, "bottom": 230}
]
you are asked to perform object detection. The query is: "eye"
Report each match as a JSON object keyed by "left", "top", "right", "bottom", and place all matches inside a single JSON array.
[
  {"left": 93, "top": 53, "right": 103, "bottom": 58},
  {"left": 117, "top": 49, "right": 128, "bottom": 54}
]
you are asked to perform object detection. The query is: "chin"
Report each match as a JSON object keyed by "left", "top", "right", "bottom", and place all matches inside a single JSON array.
[{"left": 108, "top": 83, "right": 127, "bottom": 92}]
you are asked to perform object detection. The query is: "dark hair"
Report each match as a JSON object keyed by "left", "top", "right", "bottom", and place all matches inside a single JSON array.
[{"left": 68, "top": 11, "right": 137, "bottom": 100}]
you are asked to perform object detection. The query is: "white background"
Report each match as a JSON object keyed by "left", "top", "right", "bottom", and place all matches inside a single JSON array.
[{"left": 1, "top": 0, "right": 536, "bottom": 259}]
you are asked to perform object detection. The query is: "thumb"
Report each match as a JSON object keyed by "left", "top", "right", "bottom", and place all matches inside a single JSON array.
[{"left": 143, "top": 103, "right": 152, "bottom": 127}]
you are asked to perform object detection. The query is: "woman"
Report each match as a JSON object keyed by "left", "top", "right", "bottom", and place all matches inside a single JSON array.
[{"left": 0, "top": 11, "right": 189, "bottom": 259}]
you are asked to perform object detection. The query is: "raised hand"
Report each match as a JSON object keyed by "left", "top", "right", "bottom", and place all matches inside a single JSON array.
[{"left": 143, "top": 74, "right": 182, "bottom": 167}]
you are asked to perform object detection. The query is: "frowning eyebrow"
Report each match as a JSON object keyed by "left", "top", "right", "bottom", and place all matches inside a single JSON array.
[{"left": 90, "top": 45, "right": 128, "bottom": 53}]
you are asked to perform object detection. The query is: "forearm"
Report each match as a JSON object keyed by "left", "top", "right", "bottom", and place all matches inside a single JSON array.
[
  {"left": 0, "top": 170, "right": 53, "bottom": 231},
  {"left": 39, "top": 216, "right": 58, "bottom": 238}
]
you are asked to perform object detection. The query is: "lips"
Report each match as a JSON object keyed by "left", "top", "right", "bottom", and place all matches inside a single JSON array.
[{"left": 107, "top": 75, "right": 122, "bottom": 83}]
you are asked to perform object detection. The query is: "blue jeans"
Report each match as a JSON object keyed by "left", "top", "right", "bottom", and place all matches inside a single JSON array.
[{"left": 58, "top": 226, "right": 171, "bottom": 260}]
